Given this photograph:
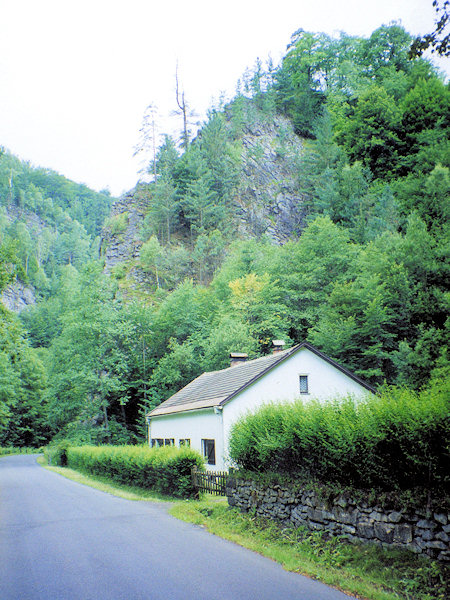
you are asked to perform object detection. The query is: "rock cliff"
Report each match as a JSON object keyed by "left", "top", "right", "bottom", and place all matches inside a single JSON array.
[
  {"left": 235, "top": 114, "right": 307, "bottom": 244},
  {"left": 1, "top": 281, "right": 36, "bottom": 313}
]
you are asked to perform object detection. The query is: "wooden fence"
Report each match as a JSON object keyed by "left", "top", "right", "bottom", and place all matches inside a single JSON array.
[{"left": 191, "top": 468, "right": 228, "bottom": 496}]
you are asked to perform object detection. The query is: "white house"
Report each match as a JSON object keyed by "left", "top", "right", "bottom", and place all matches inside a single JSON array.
[{"left": 147, "top": 341, "right": 376, "bottom": 471}]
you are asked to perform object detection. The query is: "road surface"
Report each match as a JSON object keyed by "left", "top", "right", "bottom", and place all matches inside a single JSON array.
[{"left": 0, "top": 454, "right": 354, "bottom": 600}]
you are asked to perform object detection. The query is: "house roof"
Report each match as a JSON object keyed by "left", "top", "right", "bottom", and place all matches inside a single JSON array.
[{"left": 148, "top": 341, "right": 376, "bottom": 418}]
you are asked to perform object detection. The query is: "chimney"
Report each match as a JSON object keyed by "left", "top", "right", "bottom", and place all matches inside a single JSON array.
[
  {"left": 230, "top": 352, "right": 248, "bottom": 367},
  {"left": 272, "top": 340, "right": 285, "bottom": 354}
]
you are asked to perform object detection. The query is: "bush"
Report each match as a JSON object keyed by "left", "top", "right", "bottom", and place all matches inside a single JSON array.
[
  {"left": 46, "top": 440, "right": 72, "bottom": 466},
  {"left": 229, "top": 385, "right": 449, "bottom": 499},
  {"left": 65, "top": 445, "right": 205, "bottom": 498}
]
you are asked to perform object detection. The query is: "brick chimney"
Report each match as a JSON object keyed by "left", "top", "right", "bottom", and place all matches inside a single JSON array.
[
  {"left": 230, "top": 352, "right": 248, "bottom": 367},
  {"left": 272, "top": 340, "right": 285, "bottom": 354}
]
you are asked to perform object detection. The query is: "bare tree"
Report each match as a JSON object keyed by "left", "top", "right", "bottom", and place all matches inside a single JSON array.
[
  {"left": 173, "top": 63, "right": 198, "bottom": 151},
  {"left": 134, "top": 102, "right": 160, "bottom": 182}
]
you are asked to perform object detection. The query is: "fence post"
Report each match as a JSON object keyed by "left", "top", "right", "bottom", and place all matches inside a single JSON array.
[{"left": 191, "top": 467, "right": 200, "bottom": 499}]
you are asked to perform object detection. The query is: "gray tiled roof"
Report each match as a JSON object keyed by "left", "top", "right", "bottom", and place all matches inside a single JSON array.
[
  {"left": 148, "top": 342, "right": 376, "bottom": 417},
  {"left": 149, "top": 347, "right": 297, "bottom": 416}
]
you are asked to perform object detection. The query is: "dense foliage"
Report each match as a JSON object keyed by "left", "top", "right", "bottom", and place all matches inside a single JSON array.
[
  {"left": 0, "top": 22, "right": 448, "bottom": 446},
  {"left": 59, "top": 444, "right": 204, "bottom": 498},
  {"left": 229, "top": 384, "right": 449, "bottom": 500}
]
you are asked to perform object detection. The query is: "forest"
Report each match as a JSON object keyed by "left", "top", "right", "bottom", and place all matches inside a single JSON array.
[{"left": 0, "top": 23, "right": 448, "bottom": 447}]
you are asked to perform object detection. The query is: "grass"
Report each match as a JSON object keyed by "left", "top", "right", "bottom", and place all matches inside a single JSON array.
[
  {"left": 170, "top": 499, "right": 448, "bottom": 600},
  {"left": 37, "top": 459, "right": 448, "bottom": 600},
  {"left": 38, "top": 457, "right": 171, "bottom": 503}
]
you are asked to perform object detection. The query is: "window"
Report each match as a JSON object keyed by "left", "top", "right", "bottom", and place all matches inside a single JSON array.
[
  {"left": 299, "top": 375, "right": 309, "bottom": 394},
  {"left": 202, "top": 439, "right": 216, "bottom": 465},
  {"left": 151, "top": 438, "right": 174, "bottom": 447},
  {"left": 179, "top": 439, "right": 190, "bottom": 447}
]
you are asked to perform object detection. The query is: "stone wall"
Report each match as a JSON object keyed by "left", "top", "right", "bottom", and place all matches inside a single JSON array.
[{"left": 226, "top": 476, "right": 449, "bottom": 562}]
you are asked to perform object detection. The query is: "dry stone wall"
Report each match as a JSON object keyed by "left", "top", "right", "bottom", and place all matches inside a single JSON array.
[{"left": 226, "top": 477, "right": 449, "bottom": 562}]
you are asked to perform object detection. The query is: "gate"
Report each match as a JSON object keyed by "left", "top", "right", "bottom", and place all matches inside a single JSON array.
[{"left": 191, "top": 468, "right": 228, "bottom": 496}]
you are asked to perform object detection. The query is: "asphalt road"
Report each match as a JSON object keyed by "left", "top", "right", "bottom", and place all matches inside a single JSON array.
[{"left": 0, "top": 454, "right": 355, "bottom": 600}]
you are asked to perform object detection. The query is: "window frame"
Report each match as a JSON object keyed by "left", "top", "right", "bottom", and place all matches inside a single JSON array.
[{"left": 299, "top": 374, "right": 309, "bottom": 395}]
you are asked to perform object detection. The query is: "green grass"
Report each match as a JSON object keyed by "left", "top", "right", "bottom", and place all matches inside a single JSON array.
[
  {"left": 38, "top": 460, "right": 448, "bottom": 600},
  {"left": 170, "top": 498, "right": 448, "bottom": 600},
  {"left": 39, "top": 458, "right": 171, "bottom": 503}
]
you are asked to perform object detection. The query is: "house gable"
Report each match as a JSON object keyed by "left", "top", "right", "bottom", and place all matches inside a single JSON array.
[{"left": 149, "top": 341, "right": 375, "bottom": 418}]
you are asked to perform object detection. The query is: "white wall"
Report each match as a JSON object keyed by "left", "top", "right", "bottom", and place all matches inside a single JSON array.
[
  {"left": 149, "top": 408, "right": 225, "bottom": 470},
  {"left": 222, "top": 347, "right": 372, "bottom": 466}
]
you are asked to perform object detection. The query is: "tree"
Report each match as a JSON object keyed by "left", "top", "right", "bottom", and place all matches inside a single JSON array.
[
  {"left": 274, "top": 30, "right": 328, "bottom": 137},
  {"left": 134, "top": 102, "right": 161, "bottom": 181},
  {"left": 174, "top": 64, "right": 196, "bottom": 151},
  {"left": 409, "top": 1, "right": 450, "bottom": 57},
  {"left": 337, "top": 85, "right": 401, "bottom": 178},
  {"left": 398, "top": 77, "right": 450, "bottom": 172},
  {"left": 140, "top": 235, "right": 163, "bottom": 287}
]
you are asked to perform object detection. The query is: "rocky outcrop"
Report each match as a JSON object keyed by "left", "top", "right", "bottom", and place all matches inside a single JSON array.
[
  {"left": 99, "top": 112, "right": 308, "bottom": 293},
  {"left": 100, "top": 189, "right": 149, "bottom": 273},
  {"left": 234, "top": 115, "right": 307, "bottom": 244},
  {"left": 1, "top": 281, "right": 36, "bottom": 313},
  {"left": 2, "top": 204, "right": 47, "bottom": 233},
  {"left": 226, "top": 476, "right": 450, "bottom": 562},
  {"left": 99, "top": 187, "right": 154, "bottom": 295}
]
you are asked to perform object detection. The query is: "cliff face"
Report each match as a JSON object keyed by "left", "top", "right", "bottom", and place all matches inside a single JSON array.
[
  {"left": 99, "top": 187, "right": 153, "bottom": 295},
  {"left": 99, "top": 110, "right": 308, "bottom": 291},
  {"left": 0, "top": 205, "right": 43, "bottom": 313},
  {"left": 1, "top": 281, "right": 36, "bottom": 313},
  {"left": 100, "top": 190, "right": 148, "bottom": 274},
  {"left": 234, "top": 114, "right": 307, "bottom": 244}
]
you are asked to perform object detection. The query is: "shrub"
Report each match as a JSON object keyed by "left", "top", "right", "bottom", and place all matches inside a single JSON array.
[
  {"left": 104, "top": 213, "right": 128, "bottom": 235},
  {"left": 46, "top": 440, "right": 72, "bottom": 466},
  {"left": 65, "top": 444, "right": 204, "bottom": 498},
  {"left": 229, "top": 385, "right": 449, "bottom": 499}
]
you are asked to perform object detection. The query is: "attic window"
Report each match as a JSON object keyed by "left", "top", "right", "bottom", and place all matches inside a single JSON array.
[{"left": 299, "top": 375, "right": 309, "bottom": 394}]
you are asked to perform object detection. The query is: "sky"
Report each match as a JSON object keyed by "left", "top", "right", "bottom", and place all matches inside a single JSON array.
[{"left": 0, "top": 0, "right": 448, "bottom": 196}]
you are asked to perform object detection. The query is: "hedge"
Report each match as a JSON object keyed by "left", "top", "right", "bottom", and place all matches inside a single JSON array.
[
  {"left": 50, "top": 444, "right": 205, "bottom": 498},
  {"left": 229, "top": 385, "right": 449, "bottom": 497},
  {"left": 0, "top": 447, "right": 41, "bottom": 456}
]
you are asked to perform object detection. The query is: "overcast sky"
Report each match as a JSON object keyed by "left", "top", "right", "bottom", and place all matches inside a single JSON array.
[{"left": 0, "top": 0, "right": 448, "bottom": 196}]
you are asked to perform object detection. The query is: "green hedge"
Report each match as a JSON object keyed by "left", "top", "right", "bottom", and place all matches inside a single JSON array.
[
  {"left": 64, "top": 445, "right": 205, "bottom": 498},
  {"left": 229, "top": 385, "right": 449, "bottom": 497},
  {"left": 0, "top": 447, "right": 42, "bottom": 456}
]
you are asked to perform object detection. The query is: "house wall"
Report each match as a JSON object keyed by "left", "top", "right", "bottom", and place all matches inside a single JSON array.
[
  {"left": 148, "top": 408, "right": 225, "bottom": 470},
  {"left": 222, "top": 347, "right": 372, "bottom": 467}
]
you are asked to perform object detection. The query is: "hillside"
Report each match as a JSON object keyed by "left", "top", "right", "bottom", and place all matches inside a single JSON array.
[
  {"left": 100, "top": 110, "right": 306, "bottom": 297},
  {"left": 0, "top": 23, "right": 448, "bottom": 446}
]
